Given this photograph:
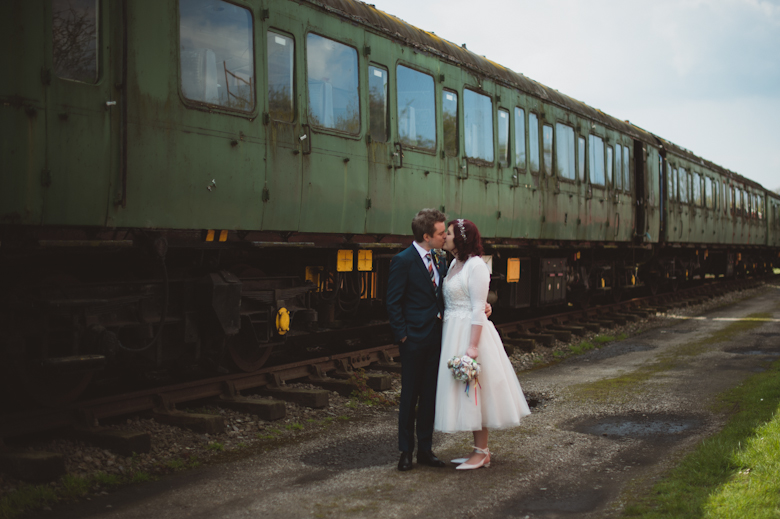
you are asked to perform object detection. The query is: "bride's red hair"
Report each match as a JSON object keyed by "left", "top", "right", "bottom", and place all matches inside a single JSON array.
[{"left": 447, "top": 219, "right": 483, "bottom": 261}]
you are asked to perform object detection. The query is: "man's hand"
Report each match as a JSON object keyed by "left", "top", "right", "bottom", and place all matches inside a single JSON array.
[{"left": 484, "top": 303, "right": 492, "bottom": 318}]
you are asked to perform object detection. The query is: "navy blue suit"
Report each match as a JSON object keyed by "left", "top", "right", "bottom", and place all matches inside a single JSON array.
[{"left": 386, "top": 244, "right": 447, "bottom": 453}]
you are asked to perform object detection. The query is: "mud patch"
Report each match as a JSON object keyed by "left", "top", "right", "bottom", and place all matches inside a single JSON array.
[
  {"left": 564, "top": 413, "right": 702, "bottom": 441},
  {"left": 301, "top": 431, "right": 397, "bottom": 470}
]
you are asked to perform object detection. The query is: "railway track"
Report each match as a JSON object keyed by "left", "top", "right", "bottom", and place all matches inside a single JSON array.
[{"left": 0, "top": 277, "right": 767, "bottom": 442}]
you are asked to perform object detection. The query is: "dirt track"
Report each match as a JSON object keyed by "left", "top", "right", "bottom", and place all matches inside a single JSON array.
[{"left": 30, "top": 285, "right": 780, "bottom": 519}]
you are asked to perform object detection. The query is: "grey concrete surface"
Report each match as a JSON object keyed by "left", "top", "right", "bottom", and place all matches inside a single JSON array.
[{"left": 30, "top": 286, "right": 780, "bottom": 519}]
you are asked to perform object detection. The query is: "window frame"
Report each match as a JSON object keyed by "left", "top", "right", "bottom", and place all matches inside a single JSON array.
[{"left": 178, "top": 0, "right": 258, "bottom": 116}]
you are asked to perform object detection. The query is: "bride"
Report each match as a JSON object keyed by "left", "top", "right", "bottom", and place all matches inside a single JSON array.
[{"left": 434, "top": 218, "right": 531, "bottom": 470}]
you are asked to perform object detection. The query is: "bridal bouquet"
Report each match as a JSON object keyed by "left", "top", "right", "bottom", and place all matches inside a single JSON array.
[{"left": 447, "top": 355, "right": 481, "bottom": 404}]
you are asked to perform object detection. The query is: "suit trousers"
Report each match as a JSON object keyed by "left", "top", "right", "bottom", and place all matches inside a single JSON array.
[{"left": 398, "top": 324, "right": 442, "bottom": 452}]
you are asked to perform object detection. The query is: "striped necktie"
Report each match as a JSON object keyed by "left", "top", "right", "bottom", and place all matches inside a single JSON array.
[{"left": 426, "top": 253, "right": 436, "bottom": 288}]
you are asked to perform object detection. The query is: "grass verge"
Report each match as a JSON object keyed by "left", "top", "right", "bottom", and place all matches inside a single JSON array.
[{"left": 621, "top": 357, "right": 780, "bottom": 518}]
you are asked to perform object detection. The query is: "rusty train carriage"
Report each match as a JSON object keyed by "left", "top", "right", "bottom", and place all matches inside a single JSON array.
[{"left": 1, "top": 0, "right": 779, "bottom": 405}]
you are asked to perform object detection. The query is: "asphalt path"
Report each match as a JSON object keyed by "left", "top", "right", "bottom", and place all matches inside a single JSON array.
[{"left": 31, "top": 286, "right": 780, "bottom": 519}]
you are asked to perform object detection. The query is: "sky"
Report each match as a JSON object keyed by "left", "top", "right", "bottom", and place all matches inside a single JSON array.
[{"left": 368, "top": 0, "right": 780, "bottom": 193}]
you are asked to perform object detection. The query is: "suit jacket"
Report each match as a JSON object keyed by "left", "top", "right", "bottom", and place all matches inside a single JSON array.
[{"left": 386, "top": 244, "right": 447, "bottom": 345}]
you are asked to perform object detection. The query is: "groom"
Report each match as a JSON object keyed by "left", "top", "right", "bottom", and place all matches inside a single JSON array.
[{"left": 386, "top": 208, "right": 449, "bottom": 471}]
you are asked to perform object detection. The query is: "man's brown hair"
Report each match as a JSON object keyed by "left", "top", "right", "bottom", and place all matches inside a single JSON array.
[{"left": 411, "top": 208, "right": 446, "bottom": 242}]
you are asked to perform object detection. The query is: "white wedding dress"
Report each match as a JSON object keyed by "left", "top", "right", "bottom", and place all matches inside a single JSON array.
[{"left": 434, "top": 256, "right": 531, "bottom": 433}]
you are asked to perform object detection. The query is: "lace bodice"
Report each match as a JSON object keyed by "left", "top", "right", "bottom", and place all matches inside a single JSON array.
[{"left": 442, "top": 256, "right": 490, "bottom": 326}]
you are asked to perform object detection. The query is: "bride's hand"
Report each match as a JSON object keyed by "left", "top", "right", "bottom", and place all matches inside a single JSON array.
[{"left": 466, "top": 347, "right": 478, "bottom": 359}]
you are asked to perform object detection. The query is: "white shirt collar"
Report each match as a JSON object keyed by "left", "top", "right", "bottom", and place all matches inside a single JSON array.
[{"left": 412, "top": 241, "right": 432, "bottom": 262}]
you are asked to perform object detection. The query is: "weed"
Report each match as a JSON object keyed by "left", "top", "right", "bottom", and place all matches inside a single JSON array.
[
  {"left": 206, "top": 442, "right": 224, "bottom": 452},
  {"left": 348, "top": 369, "right": 397, "bottom": 407},
  {"left": 285, "top": 423, "right": 304, "bottom": 431}
]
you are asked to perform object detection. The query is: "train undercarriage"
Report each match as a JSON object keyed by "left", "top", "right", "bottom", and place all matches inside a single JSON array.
[{"left": 1, "top": 227, "right": 777, "bottom": 407}]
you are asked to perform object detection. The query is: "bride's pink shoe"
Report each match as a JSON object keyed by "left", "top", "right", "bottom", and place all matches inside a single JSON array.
[{"left": 455, "top": 447, "right": 490, "bottom": 470}]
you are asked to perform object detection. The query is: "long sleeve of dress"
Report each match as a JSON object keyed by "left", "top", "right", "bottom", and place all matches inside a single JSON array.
[{"left": 468, "top": 258, "right": 490, "bottom": 326}]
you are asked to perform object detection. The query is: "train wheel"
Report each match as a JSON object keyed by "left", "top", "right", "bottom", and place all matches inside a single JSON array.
[
  {"left": 225, "top": 317, "right": 274, "bottom": 372},
  {"left": 1, "top": 332, "right": 93, "bottom": 408}
]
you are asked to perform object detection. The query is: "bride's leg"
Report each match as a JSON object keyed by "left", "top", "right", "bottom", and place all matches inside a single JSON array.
[{"left": 464, "top": 428, "right": 490, "bottom": 465}]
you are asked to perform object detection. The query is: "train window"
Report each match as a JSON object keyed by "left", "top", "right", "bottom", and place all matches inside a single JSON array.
[
  {"left": 369, "top": 65, "right": 389, "bottom": 142},
  {"left": 542, "top": 124, "right": 553, "bottom": 175},
  {"left": 555, "top": 124, "right": 575, "bottom": 180},
  {"left": 730, "top": 186, "right": 736, "bottom": 216},
  {"left": 180, "top": 0, "right": 255, "bottom": 112},
  {"left": 736, "top": 189, "right": 742, "bottom": 216},
  {"left": 606, "top": 146, "right": 614, "bottom": 186},
  {"left": 442, "top": 90, "right": 458, "bottom": 156},
  {"left": 704, "top": 177, "right": 713, "bottom": 209},
  {"left": 307, "top": 34, "right": 359, "bottom": 133},
  {"left": 53, "top": 0, "right": 99, "bottom": 83},
  {"left": 615, "top": 144, "right": 623, "bottom": 190},
  {"left": 671, "top": 168, "right": 678, "bottom": 201},
  {"left": 678, "top": 167, "right": 688, "bottom": 203},
  {"left": 693, "top": 173, "right": 702, "bottom": 206},
  {"left": 758, "top": 195, "right": 764, "bottom": 220},
  {"left": 622, "top": 146, "right": 630, "bottom": 191},
  {"left": 267, "top": 32, "right": 294, "bottom": 122},
  {"left": 498, "top": 109, "right": 510, "bottom": 167},
  {"left": 514, "top": 108, "right": 526, "bottom": 170},
  {"left": 464, "top": 89, "right": 494, "bottom": 161},
  {"left": 397, "top": 65, "right": 435, "bottom": 149},
  {"left": 588, "top": 135, "right": 605, "bottom": 185},
  {"left": 529, "top": 113, "right": 540, "bottom": 174},
  {"left": 577, "top": 136, "right": 585, "bottom": 182}
]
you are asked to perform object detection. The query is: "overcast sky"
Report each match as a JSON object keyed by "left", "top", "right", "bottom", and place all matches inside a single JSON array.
[{"left": 369, "top": 0, "right": 780, "bottom": 192}]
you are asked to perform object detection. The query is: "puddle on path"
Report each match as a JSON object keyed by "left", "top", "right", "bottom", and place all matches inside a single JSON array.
[{"left": 565, "top": 413, "right": 702, "bottom": 440}]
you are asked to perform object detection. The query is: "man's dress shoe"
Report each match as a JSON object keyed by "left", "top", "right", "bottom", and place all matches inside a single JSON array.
[
  {"left": 417, "top": 450, "right": 446, "bottom": 468},
  {"left": 398, "top": 451, "right": 413, "bottom": 471}
]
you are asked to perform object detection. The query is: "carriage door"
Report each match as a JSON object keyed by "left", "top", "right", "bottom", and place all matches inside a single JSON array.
[
  {"left": 44, "top": 0, "right": 117, "bottom": 225},
  {"left": 364, "top": 39, "right": 394, "bottom": 234},
  {"left": 633, "top": 140, "right": 647, "bottom": 243},
  {"left": 261, "top": 13, "right": 304, "bottom": 232}
]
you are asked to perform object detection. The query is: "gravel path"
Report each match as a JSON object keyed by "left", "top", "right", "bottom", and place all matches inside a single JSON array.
[{"left": 11, "top": 283, "right": 780, "bottom": 518}]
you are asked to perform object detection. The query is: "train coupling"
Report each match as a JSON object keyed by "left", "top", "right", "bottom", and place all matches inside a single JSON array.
[{"left": 41, "top": 355, "right": 107, "bottom": 374}]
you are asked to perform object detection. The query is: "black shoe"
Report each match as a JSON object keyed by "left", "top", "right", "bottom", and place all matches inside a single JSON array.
[
  {"left": 417, "top": 450, "right": 446, "bottom": 468},
  {"left": 398, "top": 451, "right": 413, "bottom": 471}
]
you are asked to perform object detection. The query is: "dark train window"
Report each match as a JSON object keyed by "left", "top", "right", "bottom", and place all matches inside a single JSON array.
[
  {"left": 606, "top": 146, "right": 614, "bottom": 186},
  {"left": 514, "top": 108, "right": 526, "bottom": 170},
  {"left": 615, "top": 144, "right": 623, "bottom": 190},
  {"left": 542, "top": 124, "right": 553, "bottom": 175},
  {"left": 442, "top": 90, "right": 458, "bottom": 156},
  {"left": 369, "top": 65, "right": 389, "bottom": 142},
  {"left": 555, "top": 123, "right": 575, "bottom": 180},
  {"left": 180, "top": 0, "right": 255, "bottom": 111},
  {"left": 498, "top": 109, "right": 510, "bottom": 167},
  {"left": 588, "top": 135, "right": 605, "bottom": 185},
  {"left": 577, "top": 136, "right": 585, "bottom": 182},
  {"left": 529, "top": 113, "right": 540, "bottom": 174},
  {"left": 464, "top": 89, "right": 494, "bottom": 161},
  {"left": 267, "top": 31, "right": 294, "bottom": 122},
  {"left": 622, "top": 146, "right": 630, "bottom": 191},
  {"left": 307, "top": 34, "right": 359, "bottom": 133},
  {"left": 730, "top": 186, "right": 736, "bottom": 215},
  {"left": 53, "top": 0, "right": 99, "bottom": 83},
  {"left": 397, "top": 65, "right": 435, "bottom": 150}
]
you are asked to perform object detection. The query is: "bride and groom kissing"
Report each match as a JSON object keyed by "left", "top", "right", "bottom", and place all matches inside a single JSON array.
[{"left": 386, "top": 208, "right": 531, "bottom": 472}]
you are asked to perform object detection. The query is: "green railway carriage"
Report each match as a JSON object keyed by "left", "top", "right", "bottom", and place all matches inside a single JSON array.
[{"left": 1, "top": 0, "right": 778, "bottom": 404}]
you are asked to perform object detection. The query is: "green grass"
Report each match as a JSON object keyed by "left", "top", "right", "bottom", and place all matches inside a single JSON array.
[
  {"left": 206, "top": 442, "right": 224, "bottom": 452},
  {"left": 622, "top": 359, "right": 780, "bottom": 518},
  {"left": 285, "top": 423, "right": 304, "bottom": 431}
]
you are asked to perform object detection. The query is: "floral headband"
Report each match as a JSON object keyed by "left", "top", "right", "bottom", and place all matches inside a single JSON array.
[{"left": 456, "top": 219, "right": 467, "bottom": 241}]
